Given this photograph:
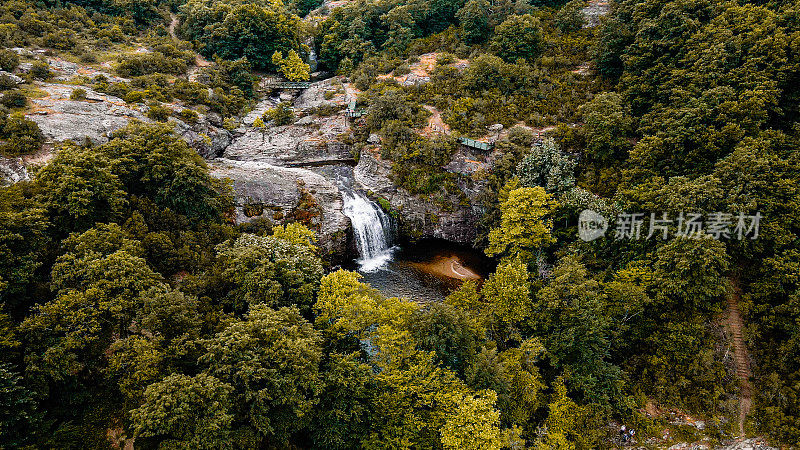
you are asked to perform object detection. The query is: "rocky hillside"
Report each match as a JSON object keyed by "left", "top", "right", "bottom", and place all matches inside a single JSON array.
[{"left": 1, "top": 52, "right": 494, "bottom": 263}]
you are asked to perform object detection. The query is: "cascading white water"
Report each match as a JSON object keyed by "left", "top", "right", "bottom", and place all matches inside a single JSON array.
[{"left": 341, "top": 191, "right": 394, "bottom": 272}]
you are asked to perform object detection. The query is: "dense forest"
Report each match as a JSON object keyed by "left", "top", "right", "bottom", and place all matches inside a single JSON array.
[{"left": 0, "top": 0, "right": 799, "bottom": 447}]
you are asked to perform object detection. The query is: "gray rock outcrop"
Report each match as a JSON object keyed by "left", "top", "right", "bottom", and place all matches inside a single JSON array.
[
  {"left": 211, "top": 158, "right": 351, "bottom": 261},
  {"left": 26, "top": 83, "right": 147, "bottom": 145},
  {"left": 0, "top": 156, "right": 28, "bottom": 186},
  {"left": 354, "top": 149, "right": 480, "bottom": 245},
  {"left": 26, "top": 83, "right": 232, "bottom": 157},
  {"left": 223, "top": 114, "right": 353, "bottom": 166}
]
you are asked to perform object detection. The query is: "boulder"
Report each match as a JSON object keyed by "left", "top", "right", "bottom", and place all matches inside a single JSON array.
[
  {"left": 169, "top": 116, "right": 233, "bottom": 159},
  {"left": 241, "top": 98, "right": 278, "bottom": 126},
  {"left": 294, "top": 78, "right": 346, "bottom": 110},
  {"left": 210, "top": 158, "right": 351, "bottom": 262},
  {"left": 0, "top": 156, "right": 28, "bottom": 186}
]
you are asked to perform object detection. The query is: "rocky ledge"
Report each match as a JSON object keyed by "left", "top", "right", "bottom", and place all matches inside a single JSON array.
[
  {"left": 355, "top": 148, "right": 482, "bottom": 245},
  {"left": 25, "top": 83, "right": 232, "bottom": 157},
  {"left": 210, "top": 158, "right": 352, "bottom": 262}
]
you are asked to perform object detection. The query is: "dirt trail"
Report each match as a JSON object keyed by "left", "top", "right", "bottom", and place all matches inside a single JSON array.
[
  {"left": 170, "top": 13, "right": 212, "bottom": 72},
  {"left": 726, "top": 277, "right": 752, "bottom": 436},
  {"left": 168, "top": 13, "right": 179, "bottom": 41},
  {"left": 422, "top": 105, "right": 449, "bottom": 135}
]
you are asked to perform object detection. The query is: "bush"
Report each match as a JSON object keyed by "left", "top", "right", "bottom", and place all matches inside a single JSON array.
[
  {"left": 97, "top": 25, "right": 125, "bottom": 43},
  {"left": 146, "top": 103, "right": 171, "bottom": 122},
  {"left": 124, "top": 91, "right": 145, "bottom": 104},
  {"left": 177, "top": 109, "right": 199, "bottom": 124},
  {"left": 264, "top": 102, "right": 294, "bottom": 126},
  {"left": 0, "top": 74, "right": 17, "bottom": 91},
  {"left": 30, "top": 61, "right": 52, "bottom": 80},
  {"left": 116, "top": 53, "right": 189, "bottom": 77},
  {"left": 490, "top": 14, "right": 544, "bottom": 62},
  {"left": 436, "top": 53, "right": 456, "bottom": 65},
  {"left": 43, "top": 30, "right": 78, "bottom": 50},
  {"left": 0, "top": 49, "right": 19, "bottom": 72},
  {"left": 0, "top": 112, "right": 43, "bottom": 156},
  {"left": 222, "top": 117, "right": 238, "bottom": 131},
  {"left": 0, "top": 90, "right": 26, "bottom": 108},
  {"left": 394, "top": 63, "right": 411, "bottom": 76},
  {"left": 80, "top": 53, "right": 97, "bottom": 64},
  {"left": 70, "top": 88, "right": 87, "bottom": 101},
  {"left": 556, "top": 0, "right": 586, "bottom": 34}
]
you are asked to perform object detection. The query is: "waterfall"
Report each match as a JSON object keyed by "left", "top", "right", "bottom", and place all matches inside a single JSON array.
[{"left": 342, "top": 191, "right": 394, "bottom": 271}]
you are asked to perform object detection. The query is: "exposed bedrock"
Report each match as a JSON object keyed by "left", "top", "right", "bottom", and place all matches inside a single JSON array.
[
  {"left": 210, "top": 158, "right": 353, "bottom": 262},
  {"left": 354, "top": 148, "right": 482, "bottom": 245}
]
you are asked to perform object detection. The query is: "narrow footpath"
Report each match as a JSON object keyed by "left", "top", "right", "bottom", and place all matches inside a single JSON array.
[{"left": 726, "top": 277, "right": 752, "bottom": 437}]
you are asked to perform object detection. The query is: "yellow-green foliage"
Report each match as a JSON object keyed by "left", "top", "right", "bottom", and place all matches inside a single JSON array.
[
  {"left": 272, "top": 49, "right": 311, "bottom": 81},
  {"left": 486, "top": 184, "right": 558, "bottom": 262}
]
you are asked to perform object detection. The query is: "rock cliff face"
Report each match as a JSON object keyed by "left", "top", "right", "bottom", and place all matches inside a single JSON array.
[
  {"left": 210, "top": 158, "right": 352, "bottom": 262},
  {"left": 354, "top": 148, "right": 481, "bottom": 245},
  {"left": 222, "top": 115, "right": 352, "bottom": 166}
]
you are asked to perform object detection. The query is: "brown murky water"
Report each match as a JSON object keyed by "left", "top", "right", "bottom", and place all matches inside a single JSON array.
[{"left": 349, "top": 239, "right": 493, "bottom": 303}]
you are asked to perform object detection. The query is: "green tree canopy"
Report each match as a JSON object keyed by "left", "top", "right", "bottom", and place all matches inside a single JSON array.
[
  {"left": 200, "top": 305, "right": 322, "bottom": 445},
  {"left": 490, "top": 14, "right": 543, "bottom": 62},
  {"left": 486, "top": 185, "right": 558, "bottom": 262},
  {"left": 131, "top": 373, "right": 234, "bottom": 449}
]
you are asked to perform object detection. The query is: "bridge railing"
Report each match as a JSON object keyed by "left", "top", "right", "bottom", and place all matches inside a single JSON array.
[
  {"left": 263, "top": 81, "right": 313, "bottom": 89},
  {"left": 457, "top": 137, "right": 494, "bottom": 151}
]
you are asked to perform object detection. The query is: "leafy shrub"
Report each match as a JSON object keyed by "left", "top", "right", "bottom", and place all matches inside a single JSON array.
[
  {"left": 116, "top": 52, "right": 189, "bottom": 77},
  {"left": 490, "top": 14, "right": 544, "bottom": 62},
  {"left": 97, "top": 25, "right": 125, "bottom": 43},
  {"left": 43, "top": 29, "right": 78, "bottom": 50},
  {"left": 177, "top": 109, "right": 199, "bottom": 125},
  {"left": 124, "top": 91, "right": 145, "bottom": 104},
  {"left": 394, "top": 63, "right": 411, "bottom": 76},
  {"left": 146, "top": 103, "right": 171, "bottom": 122},
  {"left": 79, "top": 53, "right": 97, "bottom": 64},
  {"left": 0, "top": 90, "right": 26, "bottom": 108},
  {"left": 307, "top": 104, "right": 342, "bottom": 116},
  {"left": 555, "top": 0, "right": 586, "bottom": 33},
  {"left": 0, "top": 74, "right": 17, "bottom": 91},
  {"left": 70, "top": 88, "right": 87, "bottom": 101},
  {"left": 0, "top": 49, "right": 19, "bottom": 72},
  {"left": 436, "top": 53, "right": 456, "bottom": 65},
  {"left": 264, "top": 103, "right": 295, "bottom": 126},
  {"left": 0, "top": 112, "right": 43, "bottom": 156},
  {"left": 222, "top": 117, "right": 238, "bottom": 131},
  {"left": 30, "top": 61, "right": 51, "bottom": 80}
]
